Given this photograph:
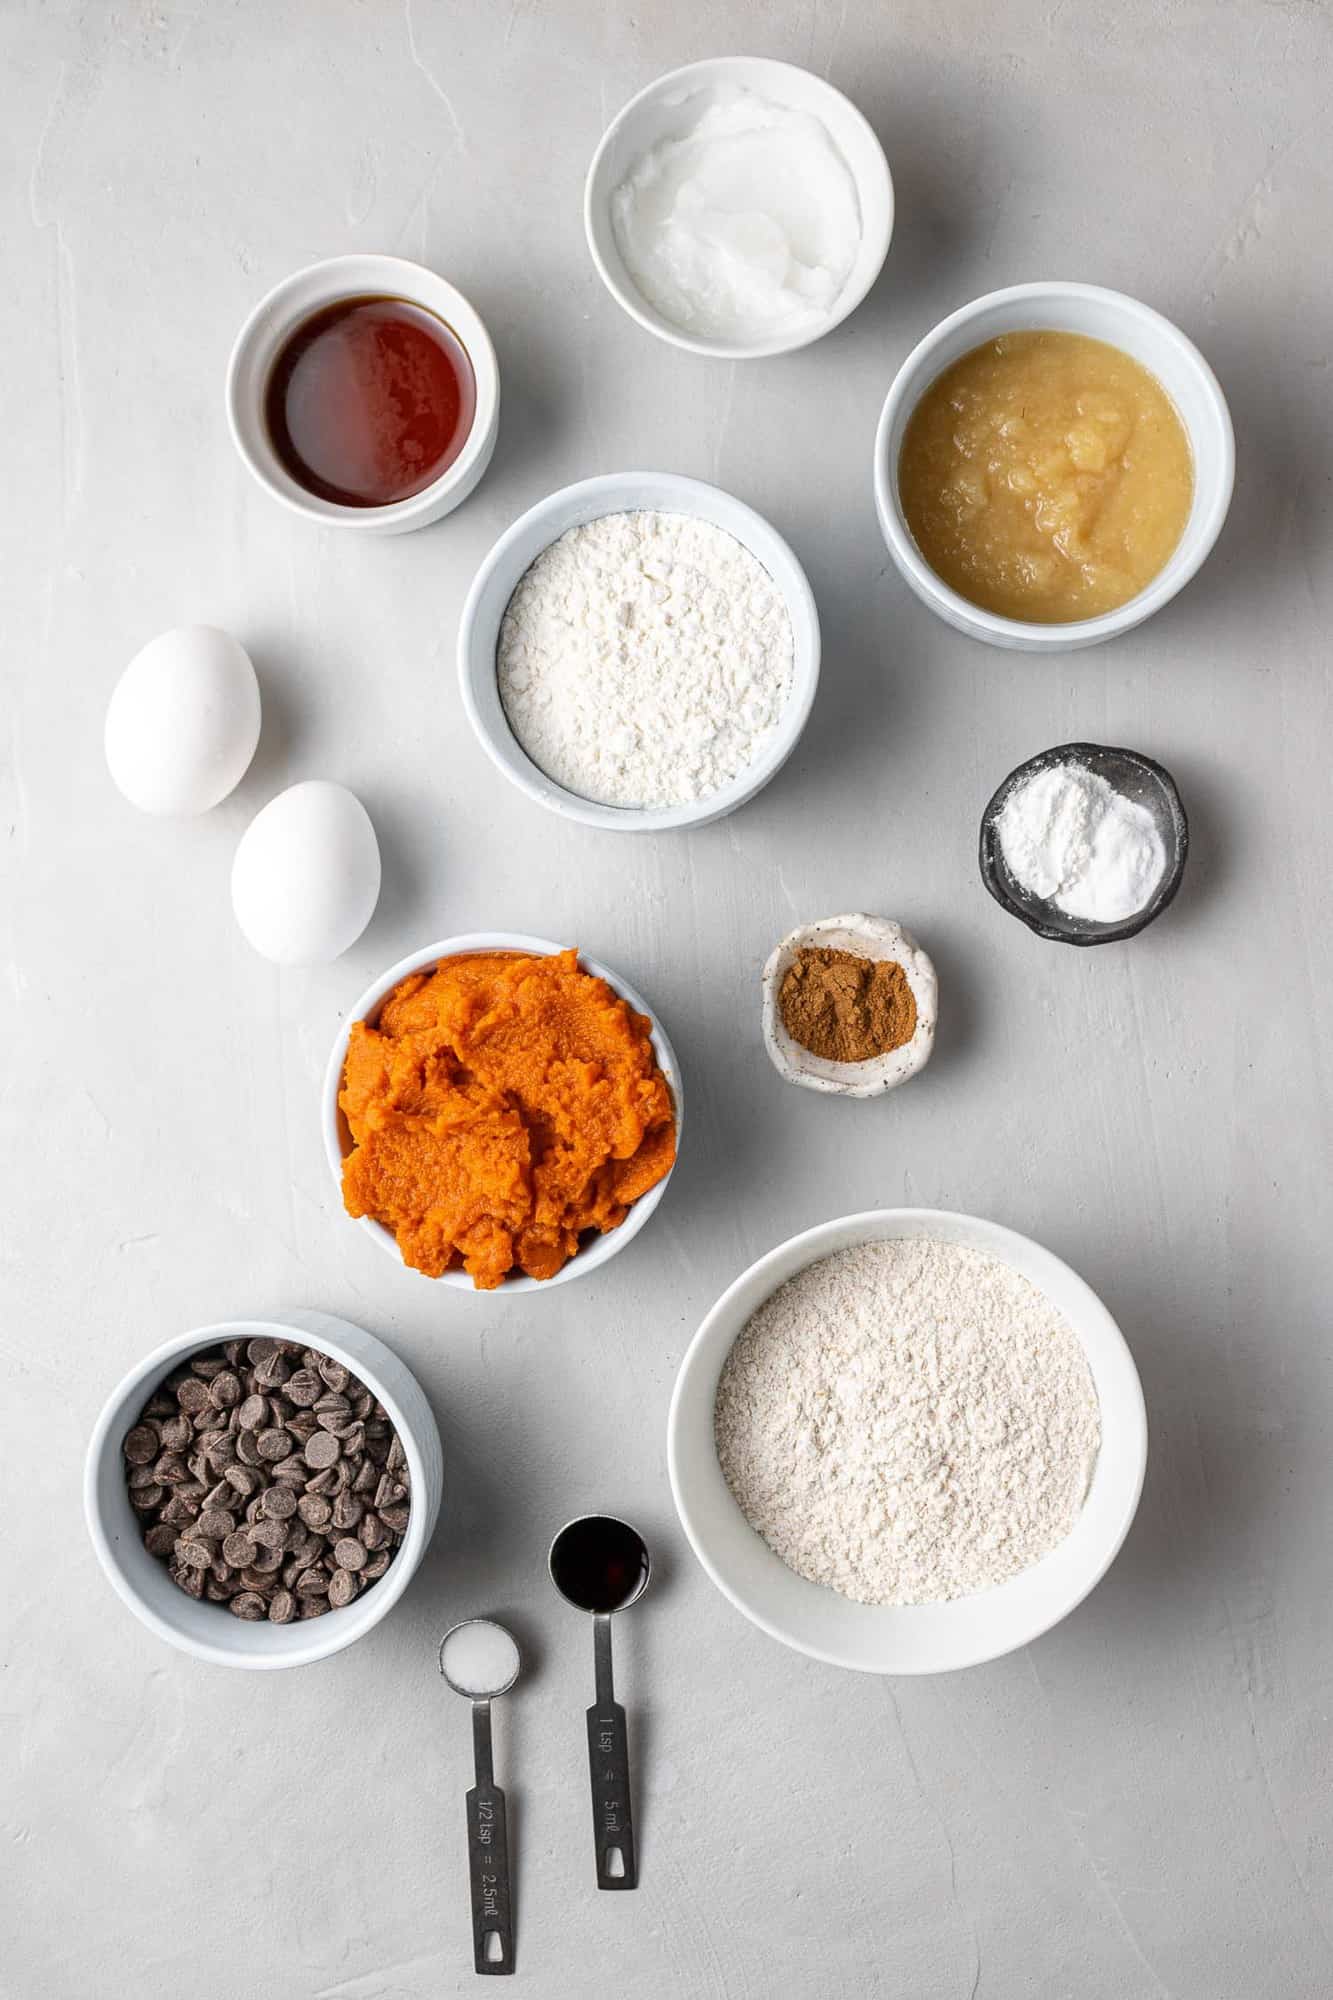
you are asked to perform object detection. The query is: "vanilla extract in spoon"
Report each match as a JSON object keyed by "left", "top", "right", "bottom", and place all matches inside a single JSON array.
[
  {"left": 548, "top": 1514, "right": 651, "bottom": 1890},
  {"left": 549, "top": 1514, "right": 650, "bottom": 1615}
]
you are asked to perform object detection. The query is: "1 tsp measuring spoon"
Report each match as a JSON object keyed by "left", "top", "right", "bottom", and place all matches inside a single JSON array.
[
  {"left": 439, "top": 1619, "right": 520, "bottom": 1975},
  {"left": 548, "top": 1514, "right": 650, "bottom": 1890}
]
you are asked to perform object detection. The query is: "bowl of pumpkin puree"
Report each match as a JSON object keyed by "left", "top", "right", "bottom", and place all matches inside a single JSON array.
[{"left": 323, "top": 935, "right": 681, "bottom": 1291}]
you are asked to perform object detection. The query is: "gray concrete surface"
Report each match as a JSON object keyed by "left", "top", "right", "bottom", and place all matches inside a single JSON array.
[{"left": 4, "top": 2, "right": 1332, "bottom": 1995}]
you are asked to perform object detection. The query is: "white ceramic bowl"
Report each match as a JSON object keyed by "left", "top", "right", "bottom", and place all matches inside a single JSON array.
[
  {"left": 585, "top": 56, "right": 893, "bottom": 360},
  {"left": 458, "top": 471, "right": 820, "bottom": 832},
  {"left": 226, "top": 254, "right": 499, "bottom": 534},
  {"left": 323, "top": 933, "right": 683, "bottom": 1291},
  {"left": 873, "top": 282, "right": 1234, "bottom": 652},
  {"left": 84, "top": 1310, "right": 444, "bottom": 1669},
  {"left": 668, "top": 1208, "right": 1147, "bottom": 1674}
]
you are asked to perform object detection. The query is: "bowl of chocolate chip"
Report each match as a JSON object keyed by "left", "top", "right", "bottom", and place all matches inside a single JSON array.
[{"left": 84, "top": 1310, "right": 443, "bottom": 1668}]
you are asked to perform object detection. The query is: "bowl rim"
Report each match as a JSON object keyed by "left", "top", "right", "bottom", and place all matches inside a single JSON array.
[
  {"left": 667, "top": 1206, "right": 1148, "bottom": 1674},
  {"left": 83, "top": 1310, "right": 441, "bottom": 1669},
  {"left": 872, "top": 280, "right": 1236, "bottom": 649},
  {"left": 224, "top": 253, "right": 500, "bottom": 530},
  {"left": 457, "top": 470, "right": 821, "bottom": 831},
  {"left": 978, "top": 741, "right": 1190, "bottom": 945},
  {"left": 321, "top": 932, "right": 684, "bottom": 1292},
  {"left": 584, "top": 54, "right": 894, "bottom": 360}
]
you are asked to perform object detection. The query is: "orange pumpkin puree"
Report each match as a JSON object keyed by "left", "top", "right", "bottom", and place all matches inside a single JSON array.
[{"left": 339, "top": 950, "right": 676, "bottom": 1289}]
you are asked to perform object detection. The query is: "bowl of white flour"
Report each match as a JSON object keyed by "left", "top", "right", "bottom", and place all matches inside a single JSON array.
[
  {"left": 458, "top": 472, "right": 820, "bottom": 831},
  {"left": 668, "top": 1208, "right": 1146, "bottom": 1674}
]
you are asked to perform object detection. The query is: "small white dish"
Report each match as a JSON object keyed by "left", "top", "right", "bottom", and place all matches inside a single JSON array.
[
  {"left": 761, "top": 913, "right": 937, "bottom": 1096},
  {"left": 873, "top": 282, "right": 1234, "bottom": 652},
  {"left": 585, "top": 57, "right": 892, "bottom": 361},
  {"left": 457, "top": 472, "right": 820, "bottom": 832},
  {"left": 668, "top": 1208, "right": 1147, "bottom": 1674},
  {"left": 322, "top": 933, "right": 683, "bottom": 1291},
  {"left": 226, "top": 254, "right": 499, "bottom": 534},
  {"left": 84, "top": 1310, "right": 443, "bottom": 1670}
]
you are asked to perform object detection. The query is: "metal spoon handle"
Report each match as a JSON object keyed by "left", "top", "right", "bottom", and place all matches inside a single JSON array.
[
  {"left": 587, "top": 1613, "right": 637, "bottom": 1890},
  {"left": 467, "top": 1700, "right": 515, "bottom": 1973}
]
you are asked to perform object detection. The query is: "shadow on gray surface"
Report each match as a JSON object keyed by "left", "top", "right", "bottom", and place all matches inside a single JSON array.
[
  {"left": 758, "top": 572, "right": 913, "bottom": 829},
  {"left": 466, "top": 285, "right": 564, "bottom": 501},
  {"left": 233, "top": 634, "right": 303, "bottom": 807},
  {"left": 1158, "top": 316, "right": 1308, "bottom": 640},
  {"left": 1057, "top": 1235, "right": 1301, "bottom": 1654},
  {"left": 859, "top": 120, "right": 978, "bottom": 325},
  {"left": 420, "top": 1417, "right": 551, "bottom": 1628},
  {"left": 356, "top": 780, "right": 438, "bottom": 958},
  {"left": 1152, "top": 751, "right": 1231, "bottom": 931},
  {"left": 655, "top": 1032, "right": 776, "bottom": 1242},
  {"left": 1097, "top": 1349, "right": 1280, "bottom": 1637},
  {"left": 912, "top": 916, "right": 985, "bottom": 1079}
]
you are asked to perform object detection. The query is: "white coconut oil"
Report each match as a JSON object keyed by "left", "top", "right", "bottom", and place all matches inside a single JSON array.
[{"left": 610, "top": 87, "right": 862, "bottom": 343}]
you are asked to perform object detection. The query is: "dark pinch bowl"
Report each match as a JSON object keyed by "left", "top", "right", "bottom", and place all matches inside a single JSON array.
[{"left": 979, "top": 743, "right": 1188, "bottom": 946}]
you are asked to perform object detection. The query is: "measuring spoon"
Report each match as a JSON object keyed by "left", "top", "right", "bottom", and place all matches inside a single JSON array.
[
  {"left": 439, "top": 1619, "right": 520, "bottom": 1975},
  {"left": 548, "top": 1513, "right": 651, "bottom": 1890}
]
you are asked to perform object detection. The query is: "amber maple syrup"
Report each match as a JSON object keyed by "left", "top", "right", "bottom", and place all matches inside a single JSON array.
[{"left": 264, "top": 294, "right": 475, "bottom": 508}]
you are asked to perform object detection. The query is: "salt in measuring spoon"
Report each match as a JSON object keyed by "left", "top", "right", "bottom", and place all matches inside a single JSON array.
[
  {"left": 439, "top": 1619, "right": 521, "bottom": 1975},
  {"left": 548, "top": 1513, "right": 651, "bottom": 1890}
]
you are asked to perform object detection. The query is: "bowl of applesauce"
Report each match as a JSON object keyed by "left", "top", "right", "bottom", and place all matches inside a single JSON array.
[{"left": 874, "top": 283, "right": 1234, "bottom": 652}]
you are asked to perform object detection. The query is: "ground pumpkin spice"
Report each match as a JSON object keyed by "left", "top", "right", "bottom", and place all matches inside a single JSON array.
[{"left": 778, "top": 947, "right": 917, "bottom": 1064}]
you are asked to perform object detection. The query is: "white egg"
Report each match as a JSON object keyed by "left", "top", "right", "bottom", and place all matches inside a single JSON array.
[
  {"left": 231, "top": 781, "right": 381, "bottom": 966},
  {"left": 105, "top": 625, "right": 261, "bottom": 815}
]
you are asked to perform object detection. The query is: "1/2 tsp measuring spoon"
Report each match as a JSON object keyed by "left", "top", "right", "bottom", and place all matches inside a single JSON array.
[
  {"left": 548, "top": 1514, "right": 651, "bottom": 1890},
  {"left": 439, "top": 1619, "right": 521, "bottom": 1975}
]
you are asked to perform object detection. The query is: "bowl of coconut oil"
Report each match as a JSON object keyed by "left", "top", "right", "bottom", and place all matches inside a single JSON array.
[{"left": 585, "top": 56, "right": 893, "bottom": 360}]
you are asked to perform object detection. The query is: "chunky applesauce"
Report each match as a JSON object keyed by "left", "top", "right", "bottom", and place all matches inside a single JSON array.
[{"left": 898, "top": 331, "right": 1193, "bottom": 622}]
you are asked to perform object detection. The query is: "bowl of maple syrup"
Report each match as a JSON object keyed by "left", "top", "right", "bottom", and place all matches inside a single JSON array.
[{"left": 226, "top": 254, "right": 499, "bottom": 533}]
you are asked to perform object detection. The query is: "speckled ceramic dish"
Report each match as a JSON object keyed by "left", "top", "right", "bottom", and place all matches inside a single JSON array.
[
  {"left": 979, "top": 742, "right": 1188, "bottom": 945},
  {"left": 761, "top": 914, "right": 937, "bottom": 1095}
]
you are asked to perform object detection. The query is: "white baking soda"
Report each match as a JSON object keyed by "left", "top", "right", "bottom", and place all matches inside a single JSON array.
[
  {"left": 440, "top": 1620, "right": 520, "bottom": 1696},
  {"left": 610, "top": 86, "right": 862, "bottom": 343},
  {"left": 997, "top": 762, "right": 1167, "bottom": 922}
]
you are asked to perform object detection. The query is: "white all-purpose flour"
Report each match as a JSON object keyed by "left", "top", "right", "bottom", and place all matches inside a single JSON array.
[
  {"left": 496, "top": 509, "right": 794, "bottom": 809},
  {"left": 715, "top": 1238, "right": 1101, "bottom": 1606}
]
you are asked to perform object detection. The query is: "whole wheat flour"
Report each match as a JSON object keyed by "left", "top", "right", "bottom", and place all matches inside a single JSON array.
[
  {"left": 496, "top": 509, "right": 794, "bottom": 809},
  {"left": 714, "top": 1237, "right": 1100, "bottom": 1606}
]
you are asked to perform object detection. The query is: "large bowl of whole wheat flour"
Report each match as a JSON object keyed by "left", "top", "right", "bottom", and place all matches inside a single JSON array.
[{"left": 667, "top": 1208, "right": 1146, "bottom": 1674}]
